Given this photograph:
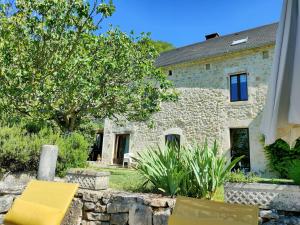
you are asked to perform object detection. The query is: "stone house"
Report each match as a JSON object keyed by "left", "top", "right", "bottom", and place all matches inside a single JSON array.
[{"left": 100, "top": 23, "right": 277, "bottom": 175}]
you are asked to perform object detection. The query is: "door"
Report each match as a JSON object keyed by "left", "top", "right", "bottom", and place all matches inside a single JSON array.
[
  {"left": 113, "top": 134, "right": 130, "bottom": 164},
  {"left": 230, "top": 128, "right": 250, "bottom": 172}
]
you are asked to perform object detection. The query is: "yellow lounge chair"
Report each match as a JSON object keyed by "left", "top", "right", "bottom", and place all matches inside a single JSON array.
[
  {"left": 169, "top": 196, "right": 258, "bottom": 225},
  {"left": 4, "top": 180, "right": 78, "bottom": 225}
]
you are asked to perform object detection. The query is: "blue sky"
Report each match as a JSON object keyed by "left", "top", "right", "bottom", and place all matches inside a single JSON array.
[{"left": 102, "top": 0, "right": 283, "bottom": 47}]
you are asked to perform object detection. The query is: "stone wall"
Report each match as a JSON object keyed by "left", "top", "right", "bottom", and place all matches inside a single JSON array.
[
  {"left": 2, "top": 181, "right": 300, "bottom": 225},
  {"left": 0, "top": 182, "right": 175, "bottom": 225},
  {"left": 102, "top": 45, "right": 275, "bottom": 175}
]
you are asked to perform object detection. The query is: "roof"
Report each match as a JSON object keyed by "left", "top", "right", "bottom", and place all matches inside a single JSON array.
[{"left": 156, "top": 23, "right": 278, "bottom": 67}]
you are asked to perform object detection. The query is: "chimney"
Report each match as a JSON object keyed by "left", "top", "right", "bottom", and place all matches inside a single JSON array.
[{"left": 205, "top": 33, "right": 220, "bottom": 40}]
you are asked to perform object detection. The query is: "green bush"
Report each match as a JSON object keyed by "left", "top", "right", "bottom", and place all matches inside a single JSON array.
[
  {"left": 0, "top": 125, "right": 89, "bottom": 177},
  {"left": 288, "top": 160, "right": 300, "bottom": 185},
  {"left": 135, "top": 141, "right": 242, "bottom": 199},
  {"left": 264, "top": 139, "right": 300, "bottom": 178}
]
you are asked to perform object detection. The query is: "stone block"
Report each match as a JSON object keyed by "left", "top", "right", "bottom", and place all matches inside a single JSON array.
[
  {"left": 0, "top": 195, "right": 14, "bottom": 213},
  {"left": 62, "top": 198, "right": 83, "bottom": 225},
  {"left": 95, "top": 203, "right": 107, "bottom": 213},
  {"left": 37, "top": 145, "right": 58, "bottom": 181},
  {"left": 153, "top": 209, "right": 170, "bottom": 225},
  {"left": 129, "top": 204, "right": 152, "bottom": 225},
  {"left": 225, "top": 182, "right": 300, "bottom": 211},
  {"left": 85, "top": 212, "right": 110, "bottom": 221},
  {"left": 84, "top": 202, "right": 96, "bottom": 211},
  {"left": 66, "top": 169, "right": 110, "bottom": 190},
  {"left": 110, "top": 213, "right": 129, "bottom": 225}
]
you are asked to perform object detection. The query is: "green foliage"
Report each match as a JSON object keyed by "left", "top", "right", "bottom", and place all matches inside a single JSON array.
[
  {"left": 135, "top": 142, "right": 242, "bottom": 199},
  {"left": 288, "top": 160, "right": 300, "bottom": 185},
  {"left": 226, "top": 170, "right": 260, "bottom": 183},
  {"left": 134, "top": 145, "right": 186, "bottom": 196},
  {"left": 0, "top": 0, "right": 177, "bottom": 132},
  {"left": 184, "top": 142, "right": 244, "bottom": 199},
  {"left": 151, "top": 40, "right": 175, "bottom": 53},
  {"left": 0, "top": 125, "right": 89, "bottom": 177},
  {"left": 264, "top": 139, "right": 300, "bottom": 178}
]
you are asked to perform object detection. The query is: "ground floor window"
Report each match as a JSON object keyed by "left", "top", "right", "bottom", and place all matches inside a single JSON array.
[
  {"left": 113, "top": 134, "right": 130, "bottom": 164},
  {"left": 230, "top": 128, "right": 250, "bottom": 172},
  {"left": 165, "top": 134, "right": 180, "bottom": 148}
]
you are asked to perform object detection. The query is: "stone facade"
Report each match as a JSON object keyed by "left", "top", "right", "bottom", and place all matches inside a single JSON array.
[{"left": 102, "top": 45, "right": 275, "bottom": 175}]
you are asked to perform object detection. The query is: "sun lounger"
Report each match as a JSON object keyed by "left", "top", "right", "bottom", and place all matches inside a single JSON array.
[
  {"left": 168, "top": 196, "right": 258, "bottom": 225},
  {"left": 4, "top": 180, "right": 78, "bottom": 225}
]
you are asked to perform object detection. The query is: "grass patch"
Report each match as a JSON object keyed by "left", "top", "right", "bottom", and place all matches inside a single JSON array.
[{"left": 91, "top": 167, "right": 155, "bottom": 192}]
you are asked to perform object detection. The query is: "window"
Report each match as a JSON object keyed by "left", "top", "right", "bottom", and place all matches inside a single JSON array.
[
  {"left": 231, "top": 37, "right": 248, "bottom": 46},
  {"left": 205, "top": 63, "right": 211, "bottom": 70},
  {"left": 230, "top": 128, "right": 250, "bottom": 172},
  {"left": 168, "top": 70, "right": 173, "bottom": 76},
  {"left": 230, "top": 73, "right": 248, "bottom": 102},
  {"left": 165, "top": 134, "right": 180, "bottom": 148}
]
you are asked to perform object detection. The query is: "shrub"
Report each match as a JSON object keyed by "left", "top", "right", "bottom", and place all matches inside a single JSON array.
[
  {"left": 288, "top": 160, "right": 300, "bottom": 185},
  {"left": 184, "top": 142, "right": 243, "bottom": 199},
  {"left": 264, "top": 139, "right": 300, "bottom": 178},
  {"left": 134, "top": 145, "right": 186, "bottom": 196},
  {"left": 135, "top": 141, "right": 242, "bottom": 199},
  {"left": 0, "top": 125, "right": 89, "bottom": 177}
]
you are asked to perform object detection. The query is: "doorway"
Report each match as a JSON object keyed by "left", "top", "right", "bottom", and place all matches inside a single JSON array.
[
  {"left": 113, "top": 134, "right": 130, "bottom": 164},
  {"left": 230, "top": 128, "right": 250, "bottom": 172},
  {"left": 89, "top": 132, "right": 103, "bottom": 161}
]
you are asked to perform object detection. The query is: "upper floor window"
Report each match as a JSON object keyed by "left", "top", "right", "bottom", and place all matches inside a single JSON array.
[{"left": 230, "top": 73, "right": 248, "bottom": 102}]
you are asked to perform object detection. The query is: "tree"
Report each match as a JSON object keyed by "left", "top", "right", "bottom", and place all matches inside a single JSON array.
[
  {"left": 152, "top": 40, "right": 175, "bottom": 53},
  {"left": 0, "top": 0, "right": 177, "bottom": 132}
]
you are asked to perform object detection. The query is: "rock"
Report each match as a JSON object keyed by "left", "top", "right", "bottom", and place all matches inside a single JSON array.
[
  {"left": 110, "top": 213, "right": 129, "bottom": 225},
  {"left": 107, "top": 197, "right": 135, "bottom": 213},
  {"left": 95, "top": 203, "right": 107, "bottom": 213},
  {"left": 153, "top": 209, "right": 170, "bottom": 225},
  {"left": 85, "top": 212, "right": 110, "bottom": 221},
  {"left": 0, "top": 214, "right": 4, "bottom": 224},
  {"left": 62, "top": 198, "right": 83, "bottom": 225},
  {"left": 129, "top": 204, "right": 152, "bottom": 225},
  {"left": 84, "top": 202, "right": 96, "bottom": 211},
  {"left": 82, "top": 191, "right": 100, "bottom": 203},
  {"left": 260, "top": 210, "right": 279, "bottom": 220},
  {"left": 0, "top": 195, "right": 14, "bottom": 213},
  {"left": 0, "top": 182, "right": 24, "bottom": 195}
]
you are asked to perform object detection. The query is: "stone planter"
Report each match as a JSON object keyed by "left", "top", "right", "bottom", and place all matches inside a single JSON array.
[
  {"left": 224, "top": 182, "right": 300, "bottom": 212},
  {"left": 66, "top": 169, "right": 110, "bottom": 190}
]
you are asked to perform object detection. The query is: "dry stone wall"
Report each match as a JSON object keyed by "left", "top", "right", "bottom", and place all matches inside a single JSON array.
[
  {"left": 1, "top": 181, "right": 300, "bottom": 225},
  {"left": 0, "top": 182, "right": 175, "bottom": 225}
]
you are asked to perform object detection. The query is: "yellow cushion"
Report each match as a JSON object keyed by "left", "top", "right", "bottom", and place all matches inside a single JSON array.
[
  {"left": 4, "top": 198, "right": 64, "bottom": 225},
  {"left": 3, "top": 180, "right": 78, "bottom": 225},
  {"left": 19, "top": 180, "right": 78, "bottom": 213}
]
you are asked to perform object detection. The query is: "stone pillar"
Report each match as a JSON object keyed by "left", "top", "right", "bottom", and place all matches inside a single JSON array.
[{"left": 37, "top": 145, "right": 58, "bottom": 181}]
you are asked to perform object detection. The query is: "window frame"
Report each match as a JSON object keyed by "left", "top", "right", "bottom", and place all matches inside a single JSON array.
[{"left": 229, "top": 73, "right": 248, "bottom": 102}]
